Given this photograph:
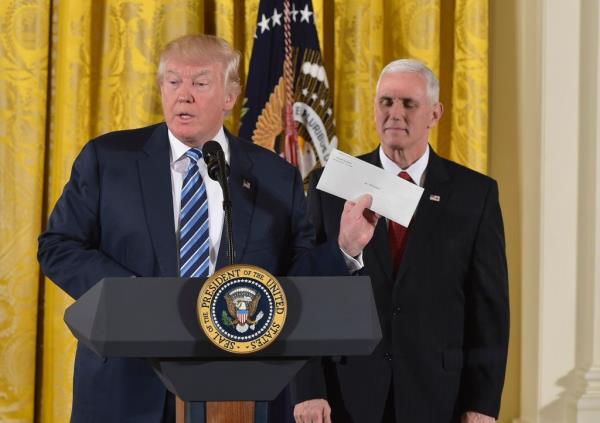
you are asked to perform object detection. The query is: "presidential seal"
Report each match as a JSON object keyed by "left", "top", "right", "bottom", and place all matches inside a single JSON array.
[{"left": 197, "top": 264, "right": 287, "bottom": 354}]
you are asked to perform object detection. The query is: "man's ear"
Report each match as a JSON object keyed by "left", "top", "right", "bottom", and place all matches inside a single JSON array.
[
  {"left": 224, "top": 90, "right": 238, "bottom": 112},
  {"left": 428, "top": 102, "right": 444, "bottom": 128}
]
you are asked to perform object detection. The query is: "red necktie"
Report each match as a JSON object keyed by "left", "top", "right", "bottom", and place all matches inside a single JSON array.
[{"left": 388, "top": 171, "right": 414, "bottom": 273}]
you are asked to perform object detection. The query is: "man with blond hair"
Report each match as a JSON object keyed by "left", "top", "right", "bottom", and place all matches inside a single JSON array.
[{"left": 38, "top": 34, "right": 377, "bottom": 422}]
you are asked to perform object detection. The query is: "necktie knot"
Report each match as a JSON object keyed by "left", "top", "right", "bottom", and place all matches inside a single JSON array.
[
  {"left": 185, "top": 148, "right": 202, "bottom": 164},
  {"left": 399, "top": 171, "right": 413, "bottom": 183}
]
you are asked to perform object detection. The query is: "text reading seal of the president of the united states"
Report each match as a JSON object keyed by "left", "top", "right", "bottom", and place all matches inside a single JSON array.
[{"left": 197, "top": 264, "right": 287, "bottom": 354}]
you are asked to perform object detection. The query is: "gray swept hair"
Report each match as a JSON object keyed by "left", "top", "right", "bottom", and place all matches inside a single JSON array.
[{"left": 377, "top": 59, "right": 439, "bottom": 104}]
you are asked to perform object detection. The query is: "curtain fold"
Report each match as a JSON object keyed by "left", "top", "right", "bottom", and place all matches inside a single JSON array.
[
  {"left": 332, "top": 0, "right": 385, "bottom": 157},
  {"left": 384, "top": 0, "right": 442, "bottom": 153},
  {"left": 0, "top": 1, "right": 490, "bottom": 421},
  {"left": 449, "top": 0, "right": 488, "bottom": 172},
  {"left": 0, "top": 1, "right": 49, "bottom": 421}
]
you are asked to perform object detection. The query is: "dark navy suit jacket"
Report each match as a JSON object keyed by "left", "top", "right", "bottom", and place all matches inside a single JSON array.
[
  {"left": 38, "top": 123, "right": 348, "bottom": 422},
  {"left": 307, "top": 147, "right": 509, "bottom": 423}
]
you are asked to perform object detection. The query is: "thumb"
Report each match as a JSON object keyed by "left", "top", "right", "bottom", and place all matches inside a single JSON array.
[{"left": 348, "top": 194, "right": 373, "bottom": 218}]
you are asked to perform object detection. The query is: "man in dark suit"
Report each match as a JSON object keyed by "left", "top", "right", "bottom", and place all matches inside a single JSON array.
[
  {"left": 37, "top": 34, "right": 377, "bottom": 423},
  {"left": 300, "top": 60, "right": 509, "bottom": 422}
]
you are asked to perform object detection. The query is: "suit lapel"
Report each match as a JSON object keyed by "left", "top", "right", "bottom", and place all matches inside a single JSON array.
[
  {"left": 360, "top": 149, "right": 395, "bottom": 282},
  {"left": 395, "top": 148, "right": 451, "bottom": 284},
  {"left": 216, "top": 132, "right": 256, "bottom": 268},
  {"left": 137, "top": 123, "right": 178, "bottom": 277},
  {"left": 369, "top": 217, "right": 394, "bottom": 281}
]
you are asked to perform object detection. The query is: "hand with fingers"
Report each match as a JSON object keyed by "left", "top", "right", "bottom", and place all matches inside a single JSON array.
[
  {"left": 293, "top": 399, "right": 332, "bottom": 423},
  {"left": 461, "top": 411, "right": 496, "bottom": 423},
  {"left": 337, "top": 194, "right": 380, "bottom": 257}
]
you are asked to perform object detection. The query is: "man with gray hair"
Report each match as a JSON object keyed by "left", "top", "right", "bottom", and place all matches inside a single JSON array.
[{"left": 297, "top": 59, "right": 509, "bottom": 422}]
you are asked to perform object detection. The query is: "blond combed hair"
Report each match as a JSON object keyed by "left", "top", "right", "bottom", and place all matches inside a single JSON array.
[{"left": 157, "top": 34, "right": 241, "bottom": 96}]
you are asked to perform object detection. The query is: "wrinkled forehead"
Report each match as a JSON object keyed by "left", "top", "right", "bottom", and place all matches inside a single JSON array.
[
  {"left": 163, "top": 59, "right": 223, "bottom": 77},
  {"left": 376, "top": 72, "right": 428, "bottom": 98}
]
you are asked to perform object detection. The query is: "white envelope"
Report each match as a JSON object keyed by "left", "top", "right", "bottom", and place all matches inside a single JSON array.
[{"left": 316, "top": 149, "right": 424, "bottom": 226}]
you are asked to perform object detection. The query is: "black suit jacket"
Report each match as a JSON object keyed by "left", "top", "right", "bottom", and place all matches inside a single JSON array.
[
  {"left": 307, "top": 147, "right": 509, "bottom": 423},
  {"left": 38, "top": 123, "right": 349, "bottom": 423}
]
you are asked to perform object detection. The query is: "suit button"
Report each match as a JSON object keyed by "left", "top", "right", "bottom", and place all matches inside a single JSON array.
[
  {"left": 384, "top": 353, "right": 392, "bottom": 361},
  {"left": 392, "top": 307, "right": 400, "bottom": 317}
]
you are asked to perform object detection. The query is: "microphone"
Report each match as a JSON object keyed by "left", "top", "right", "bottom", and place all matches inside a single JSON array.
[
  {"left": 202, "top": 140, "right": 230, "bottom": 181},
  {"left": 202, "top": 141, "right": 235, "bottom": 265}
]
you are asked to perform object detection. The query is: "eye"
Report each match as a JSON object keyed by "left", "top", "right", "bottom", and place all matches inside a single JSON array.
[
  {"left": 194, "top": 80, "right": 209, "bottom": 88},
  {"left": 379, "top": 97, "right": 393, "bottom": 107},
  {"left": 403, "top": 99, "right": 417, "bottom": 109}
]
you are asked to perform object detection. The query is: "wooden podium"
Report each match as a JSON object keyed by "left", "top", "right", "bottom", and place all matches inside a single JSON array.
[{"left": 64, "top": 276, "right": 382, "bottom": 422}]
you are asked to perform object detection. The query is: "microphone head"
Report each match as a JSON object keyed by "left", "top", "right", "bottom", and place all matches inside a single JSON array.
[
  {"left": 202, "top": 140, "right": 229, "bottom": 181},
  {"left": 202, "top": 140, "right": 222, "bottom": 162}
]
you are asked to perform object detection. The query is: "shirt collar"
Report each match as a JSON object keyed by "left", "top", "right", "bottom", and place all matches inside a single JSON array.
[
  {"left": 168, "top": 127, "right": 230, "bottom": 164},
  {"left": 378, "top": 144, "right": 429, "bottom": 187}
]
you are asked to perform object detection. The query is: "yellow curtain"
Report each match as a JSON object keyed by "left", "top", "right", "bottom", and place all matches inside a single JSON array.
[
  {"left": 0, "top": 1, "right": 490, "bottom": 421},
  {"left": 0, "top": 1, "right": 49, "bottom": 421}
]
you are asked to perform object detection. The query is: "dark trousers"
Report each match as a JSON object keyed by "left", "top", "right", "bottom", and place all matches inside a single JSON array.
[
  {"left": 162, "top": 392, "right": 175, "bottom": 423},
  {"left": 382, "top": 385, "right": 395, "bottom": 422}
]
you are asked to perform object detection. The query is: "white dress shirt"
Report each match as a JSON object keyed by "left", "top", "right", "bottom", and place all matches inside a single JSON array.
[
  {"left": 378, "top": 144, "right": 429, "bottom": 187},
  {"left": 379, "top": 145, "right": 429, "bottom": 232},
  {"left": 169, "top": 128, "right": 229, "bottom": 275},
  {"left": 169, "top": 127, "right": 362, "bottom": 275}
]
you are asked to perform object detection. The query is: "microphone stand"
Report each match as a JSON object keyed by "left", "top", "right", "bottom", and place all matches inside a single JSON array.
[
  {"left": 216, "top": 154, "right": 235, "bottom": 265},
  {"left": 203, "top": 141, "right": 235, "bottom": 265}
]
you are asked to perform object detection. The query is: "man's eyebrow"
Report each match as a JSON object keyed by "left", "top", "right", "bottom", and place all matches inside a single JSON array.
[
  {"left": 191, "top": 70, "right": 212, "bottom": 78},
  {"left": 164, "top": 69, "right": 212, "bottom": 79},
  {"left": 378, "top": 95, "right": 418, "bottom": 102}
]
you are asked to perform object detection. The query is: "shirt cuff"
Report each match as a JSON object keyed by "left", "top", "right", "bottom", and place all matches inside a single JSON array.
[{"left": 341, "top": 249, "right": 364, "bottom": 273}]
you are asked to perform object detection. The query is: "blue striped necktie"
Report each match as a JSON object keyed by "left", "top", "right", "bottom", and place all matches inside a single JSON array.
[{"left": 179, "top": 148, "right": 210, "bottom": 277}]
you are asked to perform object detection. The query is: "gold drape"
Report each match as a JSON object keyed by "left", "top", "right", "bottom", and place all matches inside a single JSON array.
[
  {"left": 0, "top": 1, "right": 49, "bottom": 421},
  {"left": 0, "top": 1, "right": 491, "bottom": 421}
]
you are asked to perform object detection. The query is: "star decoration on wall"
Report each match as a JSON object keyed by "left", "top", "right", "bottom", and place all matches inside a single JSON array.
[
  {"left": 300, "top": 4, "right": 313, "bottom": 23},
  {"left": 258, "top": 13, "right": 270, "bottom": 33},
  {"left": 256, "top": 3, "right": 314, "bottom": 36},
  {"left": 272, "top": 8, "right": 282, "bottom": 27}
]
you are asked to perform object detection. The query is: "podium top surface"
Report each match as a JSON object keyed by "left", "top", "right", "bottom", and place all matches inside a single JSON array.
[{"left": 65, "top": 276, "right": 382, "bottom": 359}]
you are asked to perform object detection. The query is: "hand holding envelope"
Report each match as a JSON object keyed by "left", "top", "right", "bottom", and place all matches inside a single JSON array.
[
  {"left": 317, "top": 149, "right": 424, "bottom": 227},
  {"left": 337, "top": 194, "right": 380, "bottom": 257}
]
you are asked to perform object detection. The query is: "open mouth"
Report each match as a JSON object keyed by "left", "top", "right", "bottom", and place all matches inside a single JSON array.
[{"left": 177, "top": 113, "right": 194, "bottom": 120}]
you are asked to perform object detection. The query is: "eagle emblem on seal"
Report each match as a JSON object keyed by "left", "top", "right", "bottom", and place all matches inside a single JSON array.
[
  {"left": 197, "top": 264, "right": 287, "bottom": 354},
  {"left": 223, "top": 287, "right": 264, "bottom": 333}
]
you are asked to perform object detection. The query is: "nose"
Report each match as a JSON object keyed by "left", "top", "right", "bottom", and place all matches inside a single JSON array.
[
  {"left": 177, "top": 93, "right": 192, "bottom": 103},
  {"left": 389, "top": 102, "right": 405, "bottom": 121},
  {"left": 177, "top": 85, "right": 194, "bottom": 103}
]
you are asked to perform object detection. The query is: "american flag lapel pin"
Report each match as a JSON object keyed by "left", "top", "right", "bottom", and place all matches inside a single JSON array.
[
  {"left": 243, "top": 179, "right": 252, "bottom": 189},
  {"left": 429, "top": 194, "right": 441, "bottom": 202}
]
